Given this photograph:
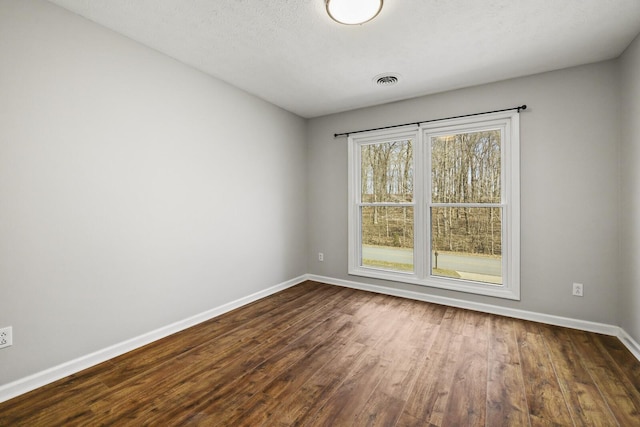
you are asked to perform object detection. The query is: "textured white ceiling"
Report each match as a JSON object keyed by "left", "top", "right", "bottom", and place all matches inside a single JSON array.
[{"left": 47, "top": 0, "right": 640, "bottom": 118}]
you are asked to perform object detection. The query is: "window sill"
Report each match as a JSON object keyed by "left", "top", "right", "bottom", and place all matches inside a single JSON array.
[{"left": 348, "top": 267, "right": 520, "bottom": 300}]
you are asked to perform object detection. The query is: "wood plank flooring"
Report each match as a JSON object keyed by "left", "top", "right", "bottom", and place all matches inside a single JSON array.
[{"left": 2, "top": 280, "right": 640, "bottom": 426}]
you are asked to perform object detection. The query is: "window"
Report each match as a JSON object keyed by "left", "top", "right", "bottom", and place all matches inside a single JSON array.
[{"left": 348, "top": 111, "right": 520, "bottom": 299}]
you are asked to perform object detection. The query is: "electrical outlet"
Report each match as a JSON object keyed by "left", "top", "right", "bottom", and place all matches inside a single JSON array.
[
  {"left": 572, "top": 283, "right": 584, "bottom": 297},
  {"left": 0, "top": 326, "right": 12, "bottom": 349},
  {"left": 318, "top": 252, "right": 324, "bottom": 262}
]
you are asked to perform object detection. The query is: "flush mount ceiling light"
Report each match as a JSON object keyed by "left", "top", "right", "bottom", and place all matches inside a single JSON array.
[{"left": 326, "top": 0, "right": 383, "bottom": 25}]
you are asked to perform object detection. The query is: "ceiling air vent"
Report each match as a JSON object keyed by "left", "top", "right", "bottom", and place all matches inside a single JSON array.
[{"left": 374, "top": 73, "right": 400, "bottom": 86}]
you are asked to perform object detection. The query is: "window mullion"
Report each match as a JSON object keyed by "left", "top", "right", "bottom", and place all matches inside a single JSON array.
[{"left": 413, "top": 129, "right": 426, "bottom": 279}]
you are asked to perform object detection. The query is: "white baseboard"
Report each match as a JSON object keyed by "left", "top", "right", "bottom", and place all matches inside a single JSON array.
[
  {"left": 307, "top": 274, "right": 640, "bottom": 355},
  {"left": 0, "top": 275, "right": 306, "bottom": 404},
  {"left": 618, "top": 328, "right": 640, "bottom": 361}
]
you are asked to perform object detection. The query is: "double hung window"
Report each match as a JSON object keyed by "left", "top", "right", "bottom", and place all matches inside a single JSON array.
[{"left": 348, "top": 111, "right": 520, "bottom": 299}]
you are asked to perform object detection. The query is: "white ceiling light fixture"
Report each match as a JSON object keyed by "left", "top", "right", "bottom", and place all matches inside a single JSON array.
[{"left": 326, "top": 0, "right": 384, "bottom": 25}]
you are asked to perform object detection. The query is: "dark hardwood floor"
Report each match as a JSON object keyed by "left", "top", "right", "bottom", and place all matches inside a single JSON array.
[{"left": 2, "top": 280, "right": 640, "bottom": 426}]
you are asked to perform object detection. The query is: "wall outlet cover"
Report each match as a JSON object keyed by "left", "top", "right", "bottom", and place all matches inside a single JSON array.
[{"left": 0, "top": 326, "right": 13, "bottom": 349}]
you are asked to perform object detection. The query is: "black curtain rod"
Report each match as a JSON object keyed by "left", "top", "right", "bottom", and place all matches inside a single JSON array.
[{"left": 333, "top": 104, "right": 527, "bottom": 138}]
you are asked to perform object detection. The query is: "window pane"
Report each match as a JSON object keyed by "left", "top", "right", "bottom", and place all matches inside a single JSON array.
[
  {"left": 361, "top": 206, "right": 414, "bottom": 272},
  {"left": 431, "top": 130, "right": 501, "bottom": 203},
  {"left": 430, "top": 207, "right": 502, "bottom": 284},
  {"left": 361, "top": 140, "right": 413, "bottom": 203}
]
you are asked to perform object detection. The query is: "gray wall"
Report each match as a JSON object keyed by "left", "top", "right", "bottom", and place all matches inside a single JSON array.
[
  {"left": 620, "top": 34, "right": 640, "bottom": 343},
  {"left": 0, "top": 0, "right": 307, "bottom": 385},
  {"left": 307, "top": 61, "right": 621, "bottom": 325}
]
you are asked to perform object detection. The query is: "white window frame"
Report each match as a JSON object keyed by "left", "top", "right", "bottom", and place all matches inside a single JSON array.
[{"left": 348, "top": 111, "right": 520, "bottom": 300}]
